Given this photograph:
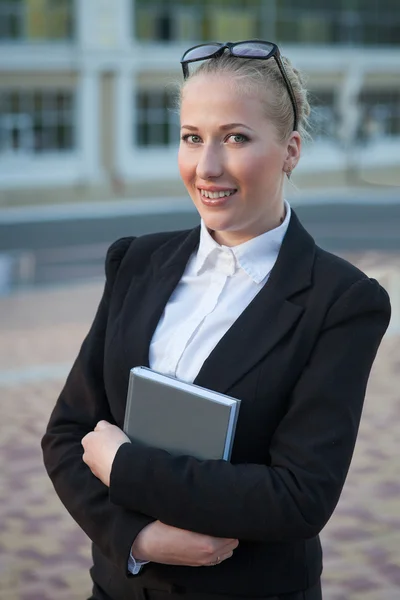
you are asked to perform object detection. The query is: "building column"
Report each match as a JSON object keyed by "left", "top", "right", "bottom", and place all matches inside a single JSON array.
[
  {"left": 113, "top": 0, "right": 135, "bottom": 183},
  {"left": 77, "top": 69, "right": 103, "bottom": 182},
  {"left": 76, "top": 0, "right": 132, "bottom": 51},
  {"left": 119, "top": 0, "right": 135, "bottom": 50},
  {"left": 336, "top": 63, "right": 364, "bottom": 183},
  {"left": 114, "top": 67, "right": 134, "bottom": 182},
  {"left": 260, "top": 0, "right": 277, "bottom": 41}
]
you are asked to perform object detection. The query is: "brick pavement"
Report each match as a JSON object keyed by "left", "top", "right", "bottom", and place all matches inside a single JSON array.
[{"left": 0, "top": 252, "right": 399, "bottom": 600}]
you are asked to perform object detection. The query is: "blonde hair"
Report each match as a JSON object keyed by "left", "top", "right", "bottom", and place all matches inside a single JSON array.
[{"left": 180, "top": 52, "right": 311, "bottom": 144}]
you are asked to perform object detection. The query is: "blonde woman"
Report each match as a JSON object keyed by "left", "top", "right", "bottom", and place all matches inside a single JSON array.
[{"left": 42, "top": 41, "right": 391, "bottom": 600}]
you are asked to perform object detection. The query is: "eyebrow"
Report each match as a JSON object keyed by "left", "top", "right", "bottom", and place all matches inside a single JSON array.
[{"left": 181, "top": 123, "right": 254, "bottom": 132}]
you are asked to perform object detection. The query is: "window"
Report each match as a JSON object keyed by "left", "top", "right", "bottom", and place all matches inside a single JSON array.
[
  {"left": 0, "top": 89, "right": 75, "bottom": 154},
  {"left": 205, "top": 7, "right": 257, "bottom": 41},
  {"left": 309, "top": 90, "right": 338, "bottom": 141},
  {"left": 0, "top": 0, "right": 74, "bottom": 41},
  {"left": 133, "top": 0, "right": 400, "bottom": 45},
  {"left": 308, "top": 90, "right": 338, "bottom": 142},
  {"left": 358, "top": 89, "right": 400, "bottom": 141},
  {"left": 135, "top": 1, "right": 200, "bottom": 42},
  {"left": 134, "top": 0, "right": 262, "bottom": 42},
  {"left": 136, "top": 88, "right": 180, "bottom": 147},
  {"left": 275, "top": 0, "right": 400, "bottom": 45},
  {"left": 0, "top": 1, "right": 23, "bottom": 40}
]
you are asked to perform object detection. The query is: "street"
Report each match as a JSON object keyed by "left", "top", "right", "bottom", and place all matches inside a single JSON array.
[{"left": 1, "top": 194, "right": 400, "bottom": 288}]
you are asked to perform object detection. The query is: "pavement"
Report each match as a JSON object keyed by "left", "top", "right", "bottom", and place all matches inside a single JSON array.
[
  {"left": 1, "top": 187, "right": 400, "bottom": 294},
  {"left": 0, "top": 250, "right": 399, "bottom": 600}
]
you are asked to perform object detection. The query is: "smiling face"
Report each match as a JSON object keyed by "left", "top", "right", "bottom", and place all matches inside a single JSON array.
[{"left": 178, "top": 74, "right": 301, "bottom": 246}]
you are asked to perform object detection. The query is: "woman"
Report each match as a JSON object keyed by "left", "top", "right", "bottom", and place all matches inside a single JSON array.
[{"left": 42, "top": 41, "right": 391, "bottom": 600}]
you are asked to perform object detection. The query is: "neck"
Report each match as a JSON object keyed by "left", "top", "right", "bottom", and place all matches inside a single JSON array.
[{"left": 211, "top": 202, "right": 287, "bottom": 247}]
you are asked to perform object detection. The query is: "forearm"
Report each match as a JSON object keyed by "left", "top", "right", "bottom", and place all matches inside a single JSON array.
[
  {"left": 110, "top": 442, "right": 315, "bottom": 541},
  {"left": 126, "top": 519, "right": 238, "bottom": 567}
]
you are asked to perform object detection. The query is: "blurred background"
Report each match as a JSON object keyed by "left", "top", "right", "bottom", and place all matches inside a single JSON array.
[{"left": 0, "top": 1, "right": 399, "bottom": 598}]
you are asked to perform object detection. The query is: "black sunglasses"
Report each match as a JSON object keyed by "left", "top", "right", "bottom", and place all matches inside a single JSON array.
[{"left": 181, "top": 40, "right": 298, "bottom": 132}]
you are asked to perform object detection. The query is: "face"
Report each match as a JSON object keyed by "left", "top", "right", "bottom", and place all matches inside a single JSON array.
[{"left": 178, "top": 74, "right": 300, "bottom": 246}]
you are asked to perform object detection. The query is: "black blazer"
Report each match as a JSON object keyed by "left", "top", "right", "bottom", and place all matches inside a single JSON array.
[{"left": 42, "top": 210, "right": 390, "bottom": 599}]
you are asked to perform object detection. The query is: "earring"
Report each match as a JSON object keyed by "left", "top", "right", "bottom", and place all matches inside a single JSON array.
[{"left": 285, "top": 168, "right": 292, "bottom": 180}]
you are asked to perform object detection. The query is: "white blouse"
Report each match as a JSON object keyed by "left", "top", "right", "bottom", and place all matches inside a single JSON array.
[{"left": 149, "top": 200, "right": 291, "bottom": 383}]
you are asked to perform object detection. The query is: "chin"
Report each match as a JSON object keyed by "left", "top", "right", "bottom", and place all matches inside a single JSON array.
[{"left": 200, "top": 214, "right": 234, "bottom": 234}]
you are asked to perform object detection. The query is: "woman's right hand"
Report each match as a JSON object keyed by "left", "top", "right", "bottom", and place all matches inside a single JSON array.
[{"left": 131, "top": 520, "right": 239, "bottom": 567}]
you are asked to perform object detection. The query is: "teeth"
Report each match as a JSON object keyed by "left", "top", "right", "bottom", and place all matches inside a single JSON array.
[{"left": 200, "top": 189, "right": 235, "bottom": 199}]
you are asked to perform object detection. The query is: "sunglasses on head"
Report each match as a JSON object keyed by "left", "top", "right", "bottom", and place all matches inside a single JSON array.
[{"left": 180, "top": 40, "right": 298, "bottom": 132}]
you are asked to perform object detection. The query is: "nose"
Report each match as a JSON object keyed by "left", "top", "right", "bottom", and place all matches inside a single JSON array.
[{"left": 196, "top": 144, "right": 224, "bottom": 180}]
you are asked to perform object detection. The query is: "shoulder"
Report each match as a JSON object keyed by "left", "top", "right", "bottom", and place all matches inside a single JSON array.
[
  {"left": 105, "top": 229, "right": 193, "bottom": 279},
  {"left": 105, "top": 237, "right": 134, "bottom": 273},
  {"left": 314, "top": 245, "right": 369, "bottom": 290},
  {"left": 288, "top": 208, "right": 378, "bottom": 297},
  {"left": 313, "top": 246, "right": 391, "bottom": 323}
]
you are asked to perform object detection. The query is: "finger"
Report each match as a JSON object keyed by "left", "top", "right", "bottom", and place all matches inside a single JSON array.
[
  {"left": 95, "top": 420, "right": 109, "bottom": 431},
  {"left": 204, "top": 550, "right": 233, "bottom": 566},
  {"left": 215, "top": 538, "right": 239, "bottom": 553},
  {"left": 213, "top": 550, "right": 233, "bottom": 564},
  {"left": 219, "top": 550, "right": 234, "bottom": 562},
  {"left": 217, "top": 537, "right": 239, "bottom": 546},
  {"left": 81, "top": 432, "right": 93, "bottom": 448}
]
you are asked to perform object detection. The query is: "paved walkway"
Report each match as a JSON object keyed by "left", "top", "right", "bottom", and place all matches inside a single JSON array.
[{"left": 0, "top": 251, "right": 399, "bottom": 599}]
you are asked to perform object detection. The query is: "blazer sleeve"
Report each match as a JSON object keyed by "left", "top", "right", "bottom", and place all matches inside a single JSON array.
[
  {"left": 109, "top": 277, "right": 391, "bottom": 542},
  {"left": 41, "top": 237, "right": 155, "bottom": 572}
]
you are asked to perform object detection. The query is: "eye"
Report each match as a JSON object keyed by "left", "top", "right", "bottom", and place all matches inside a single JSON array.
[
  {"left": 181, "top": 134, "right": 202, "bottom": 144},
  {"left": 227, "top": 133, "right": 249, "bottom": 144}
]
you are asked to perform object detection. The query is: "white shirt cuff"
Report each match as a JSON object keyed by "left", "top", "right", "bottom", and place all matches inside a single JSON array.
[{"left": 128, "top": 549, "right": 150, "bottom": 575}]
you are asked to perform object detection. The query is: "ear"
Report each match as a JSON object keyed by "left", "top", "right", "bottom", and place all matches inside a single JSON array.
[{"left": 283, "top": 131, "right": 301, "bottom": 172}]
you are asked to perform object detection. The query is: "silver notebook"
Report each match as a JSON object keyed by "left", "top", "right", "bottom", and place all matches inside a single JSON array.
[{"left": 124, "top": 366, "right": 241, "bottom": 461}]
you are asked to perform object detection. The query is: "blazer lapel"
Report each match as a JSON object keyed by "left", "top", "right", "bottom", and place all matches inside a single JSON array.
[
  {"left": 120, "top": 227, "right": 201, "bottom": 370},
  {"left": 194, "top": 211, "right": 316, "bottom": 394}
]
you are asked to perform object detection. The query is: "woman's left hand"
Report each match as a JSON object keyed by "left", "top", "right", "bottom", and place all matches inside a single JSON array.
[{"left": 82, "top": 420, "right": 131, "bottom": 487}]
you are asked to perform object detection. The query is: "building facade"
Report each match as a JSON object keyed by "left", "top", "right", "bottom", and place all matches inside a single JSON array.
[{"left": 0, "top": 0, "right": 399, "bottom": 206}]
